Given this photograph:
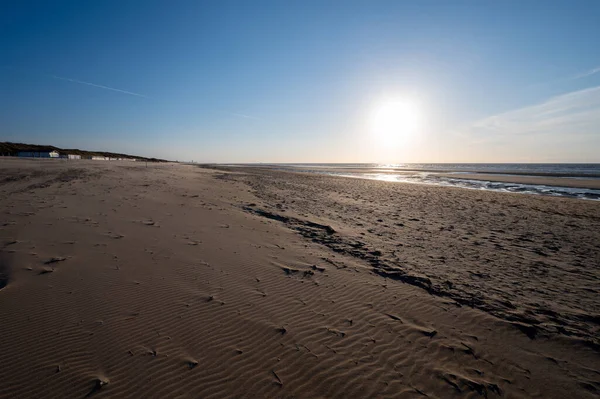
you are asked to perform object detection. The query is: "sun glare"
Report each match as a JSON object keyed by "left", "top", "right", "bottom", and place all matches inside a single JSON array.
[{"left": 370, "top": 99, "right": 421, "bottom": 147}]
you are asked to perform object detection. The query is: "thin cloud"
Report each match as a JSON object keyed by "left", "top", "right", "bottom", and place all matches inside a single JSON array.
[
  {"left": 448, "top": 85, "right": 600, "bottom": 161},
  {"left": 572, "top": 66, "right": 600, "bottom": 80},
  {"left": 49, "top": 74, "right": 149, "bottom": 98},
  {"left": 231, "top": 113, "right": 260, "bottom": 120},
  {"left": 462, "top": 85, "right": 600, "bottom": 142},
  {"left": 525, "top": 66, "right": 600, "bottom": 90}
]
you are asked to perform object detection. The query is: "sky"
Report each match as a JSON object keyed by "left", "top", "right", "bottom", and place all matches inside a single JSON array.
[{"left": 2, "top": 0, "right": 600, "bottom": 163}]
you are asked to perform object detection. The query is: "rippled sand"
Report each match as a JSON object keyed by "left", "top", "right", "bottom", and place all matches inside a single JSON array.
[{"left": 0, "top": 158, "right": 598, "bottom": 398}]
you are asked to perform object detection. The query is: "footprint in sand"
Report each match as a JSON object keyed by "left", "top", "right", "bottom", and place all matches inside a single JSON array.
[
  {"left": 186, "top": 359, "right": 199, "bottom": 369},
  {"left": 44, "top": 257, "right": 67, "bottom": 264},
  {"left": 85, "top": 377, "right": 109, "bottom": 398}
]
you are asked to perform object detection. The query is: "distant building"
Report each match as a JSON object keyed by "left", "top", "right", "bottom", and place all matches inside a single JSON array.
[
  {"left": 60, "top": 154, "right": 81, "bottom": 159},
  {"left": 18, "top": 151, "right": 60, "bottom": 158},
  {"left": 92, "top": 156, "right": 108, "bottom": 160}
]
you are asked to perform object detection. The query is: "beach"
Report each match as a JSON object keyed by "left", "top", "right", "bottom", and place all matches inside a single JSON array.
[{"left": 0, "top": 158, "right": 598, "bottom": 398}]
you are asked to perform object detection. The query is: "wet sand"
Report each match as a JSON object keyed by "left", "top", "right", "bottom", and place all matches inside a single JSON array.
[
  {"left": 0, "top": 158, "right": 598, "bottom": 398},
  {"left": 432, "top": 172, "right": 600, "bottom": 190},
  {"left": 248, "top": 165, "right": 600, "bottom": 190}
]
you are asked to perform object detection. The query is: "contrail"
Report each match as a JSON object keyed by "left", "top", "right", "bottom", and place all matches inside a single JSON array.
[
  {"left": 232, "top": 112, "right": 260, "bottom": 120},
  {"left": 572, "top": 66, "right": 600, "bottom": 80},
  {"left": 49, "top": 74, "right": 149, "bottom": 98}
]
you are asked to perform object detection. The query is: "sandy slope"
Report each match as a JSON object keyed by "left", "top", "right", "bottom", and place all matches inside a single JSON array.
[
  {"left": 0, "top": 159, "right": 598, "bottom": 398},
  {"left": 224, "top": 167, "right": 600, "bottom": 344}
]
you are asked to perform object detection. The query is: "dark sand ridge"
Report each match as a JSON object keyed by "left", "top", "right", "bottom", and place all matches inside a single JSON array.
[{"left": 0, "top": 158, "right": 598, "bottom": 398}]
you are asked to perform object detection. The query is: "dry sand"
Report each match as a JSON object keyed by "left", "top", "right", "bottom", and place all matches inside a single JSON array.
[{"left": 0, "top": 158, "right": 598, "bottom": 398}]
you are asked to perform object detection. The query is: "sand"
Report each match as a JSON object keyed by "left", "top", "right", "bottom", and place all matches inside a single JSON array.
[{"left": 0, "top": 158, "right": 598, "bottom": 398}]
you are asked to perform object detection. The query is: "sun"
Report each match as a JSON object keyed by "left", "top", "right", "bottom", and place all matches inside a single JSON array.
[{"left": 370, "top": 99, "right": 421, "bottom": 147}]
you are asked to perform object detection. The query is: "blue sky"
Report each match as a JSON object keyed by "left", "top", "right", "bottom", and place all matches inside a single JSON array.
[{"left": 2, "top": 0, "right": 600, "bottom": 162}]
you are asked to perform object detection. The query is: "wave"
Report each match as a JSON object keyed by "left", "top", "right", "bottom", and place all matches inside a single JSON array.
[{"left": 336, "top": 173, "right": 600, "bottom": 201}]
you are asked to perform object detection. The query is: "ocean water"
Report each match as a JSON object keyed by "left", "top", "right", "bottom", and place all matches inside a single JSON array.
[
  {"left": 280, "top": 163, "right": 600, "bottom": 177},
  {"left": 254, "top": 163, "right": 600, "bottom": 200}
]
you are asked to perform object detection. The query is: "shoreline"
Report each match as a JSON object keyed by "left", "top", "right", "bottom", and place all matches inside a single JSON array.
[
  {"left": 227, "top": 163, "right": 600, "bottom": 179},
  {"left": 432, "top": 172, "right": 600, "bottom": 190},
  {"left": 227, "top": 165, "right": 600, "bottom": 196}
]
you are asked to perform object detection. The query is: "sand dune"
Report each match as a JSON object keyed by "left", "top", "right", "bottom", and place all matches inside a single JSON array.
[{"left": 0, "top": 159, "right": 598, "bottom": 398}]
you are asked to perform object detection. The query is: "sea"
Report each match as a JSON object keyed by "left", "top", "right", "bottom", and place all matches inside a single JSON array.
[{"left": 247, "top": 163, "right": 600, "bottom": 201}]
